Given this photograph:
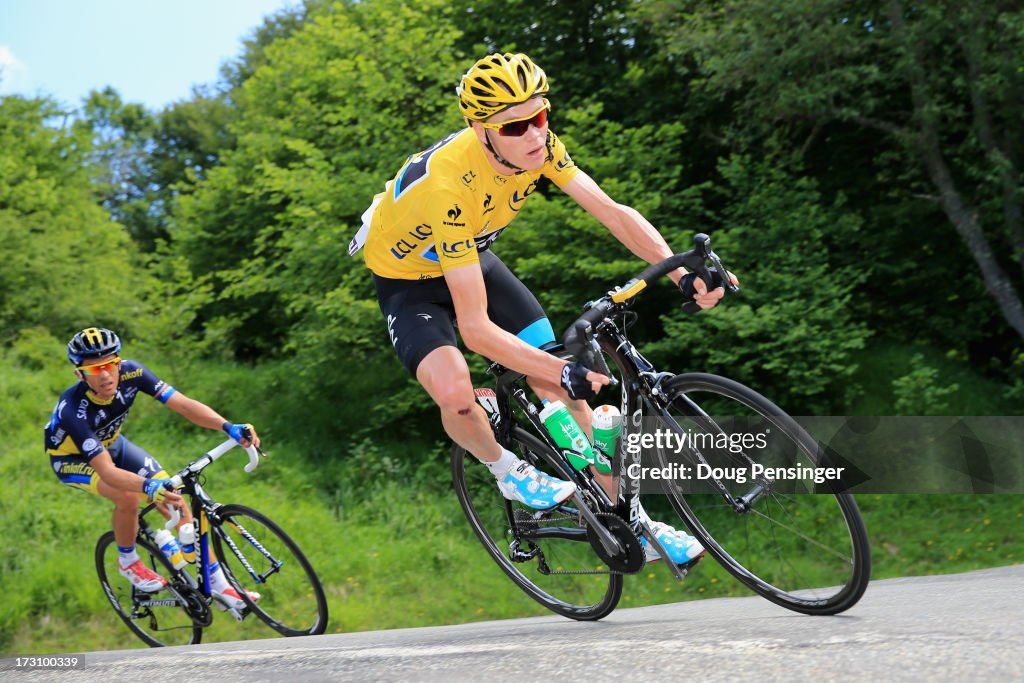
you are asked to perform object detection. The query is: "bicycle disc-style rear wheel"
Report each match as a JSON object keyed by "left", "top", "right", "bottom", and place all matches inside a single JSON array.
[
  {"left": 452, "top": 426, "right": 623, "bottom": 621},
  {"left": 95, "top": 531, "right": 202, "bottom": 647},
  {"left": 211, "top": 504, "right": 328, "bottom": 636},
  {"left": 654, "top": 373, "right": 871, "bottom": 615}
]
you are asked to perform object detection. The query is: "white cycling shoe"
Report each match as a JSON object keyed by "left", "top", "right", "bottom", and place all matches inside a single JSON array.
[
  {"left": 213, "top": 586, "right": 261, "bottom": 611},
  {"left": 641, "top": 521, "right": 706, "bottom": 565},
  {"left": 119, "top": 560, "right": 168, "bottom": 593},
  {"left": 497, "top": 460, "right": 576, "bottom": 509}
]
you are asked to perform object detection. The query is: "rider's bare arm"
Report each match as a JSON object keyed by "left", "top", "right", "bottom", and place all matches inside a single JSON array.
[
  {"left": 444, "top": 264, "right": 607, "bottom": 391},
  {"left": 90, "top": 450, "right": 148, "bottom": 492},
  {"left": 562, "top": 171, "right": 736, "bottom": 308},
  {"left": 90, "top": 450, "right": 184, "bottom": 506},
  {"left": 562, "top": 171, "right": 682, "bottom": 281},
  {"left": 445, "top": 264, "right": 565, "bottom": 381},
  {"left": 164, "top": 392, "right": 261, "bottom": 447}
]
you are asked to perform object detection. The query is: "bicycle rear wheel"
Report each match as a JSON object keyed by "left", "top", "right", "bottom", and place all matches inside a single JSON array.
[
  {"left": 452, "top": 426, "right": 623, "bottom": 621},
  {"left": 211, "top": 504, "right": 328, "bottom": 636},
  {"left": 95, "top": 531, "right": 203, "bottom": 647},
  {"left": 655, "top": 373, "right": 871, "bottom": 615}
]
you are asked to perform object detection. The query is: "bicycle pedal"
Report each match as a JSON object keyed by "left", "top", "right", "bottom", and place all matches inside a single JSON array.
[
  {"left": 212, "top": 599, "right": 247, "bottom": 621},
  {"left": 671, "top": 552, "right": 705, "bottom": 578}
]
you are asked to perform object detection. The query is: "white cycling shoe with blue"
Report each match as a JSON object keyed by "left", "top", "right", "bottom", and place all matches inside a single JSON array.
[
  {"left": 497, "top": 461, "right": 576, "bottom": 510},
  {"left": 641, "top": 521, "right": 706, "bottom": 565}
]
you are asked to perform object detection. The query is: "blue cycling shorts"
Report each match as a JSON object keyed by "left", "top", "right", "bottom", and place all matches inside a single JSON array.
[{"left": 51, "top": 435, "right": 170, "bottom": 496}]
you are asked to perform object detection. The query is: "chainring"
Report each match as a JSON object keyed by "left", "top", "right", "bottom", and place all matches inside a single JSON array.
[
  {"left": 587, "top": 512, "right": 645, "bottom": 574},
  {"left": 172, "top": 582, "right": 213, "bottom": 627}
]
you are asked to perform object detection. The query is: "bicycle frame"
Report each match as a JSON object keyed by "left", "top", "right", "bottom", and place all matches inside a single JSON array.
[
  {"left": 482, "top": 338, "right": 684, "bottom": 574},
  {"left": 460, "top": 235, "right": 871, "bottom": 616},
  {"left": 133, "top": 439, "right": 263, "bottom": 621}
]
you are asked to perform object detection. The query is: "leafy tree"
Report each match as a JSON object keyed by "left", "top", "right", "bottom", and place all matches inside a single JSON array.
[
  {"left": 892, "top": 354, "right": 960, "bottom": 415},
  {"left": 641, "top": 0, "right": 1024, "bottom": 343},
  {"left": 0, "top": 95, "right": 150, "bottom": 343},
  {"left": 646, "top": 156, "right": 870, "bottom": 413},
  {"left": 159, "top": 0, "right": 476, "bottom": 445},
  {"left": 449, "top": 0, "right": 685, "bottom": 125}
]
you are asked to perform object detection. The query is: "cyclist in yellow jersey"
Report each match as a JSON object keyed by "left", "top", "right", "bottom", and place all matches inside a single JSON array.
[{"left": 352, "top": 53, "right": 735, "bottom": 565}]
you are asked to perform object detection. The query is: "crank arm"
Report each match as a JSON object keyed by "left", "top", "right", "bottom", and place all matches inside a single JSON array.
[
  {"left": 571, "top": 492, "right": 623, "bottom": 557},
  {"left": 639, "top": 520, "right": 686, "bottom": 581}
]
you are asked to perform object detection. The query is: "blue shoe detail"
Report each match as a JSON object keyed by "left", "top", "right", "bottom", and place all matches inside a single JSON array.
[
  {"left": 641, "top": 521, "right": 705, "bottom": 565},
  {"left": 497, "top": 461, "right": 576, "bottom": 510}
]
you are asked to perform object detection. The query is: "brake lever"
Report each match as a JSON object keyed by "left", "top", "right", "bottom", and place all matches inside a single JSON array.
[
  {"left": 707, "top": 248, "right": 740, "bottom": 294},
  {"left": 584, "top": 338, "right": 619, "bottom": 387}
]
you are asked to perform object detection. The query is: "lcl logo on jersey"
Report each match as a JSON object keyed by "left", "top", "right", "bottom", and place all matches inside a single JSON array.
[
  {"left": 461, "top": 170, "right": 477, "bottom": 187},
  {"left": 389, "top": 224, "right": 433, "bottom": 260},
  {"left": 508, "top": 180, "right": 539, "bottom": 212},
  {"left": 441, "top": 239, "right": 473, "bottom": 258}
]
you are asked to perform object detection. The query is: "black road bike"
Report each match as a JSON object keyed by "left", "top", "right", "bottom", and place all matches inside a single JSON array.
[
  {"left": 95, "top": 438, "right": 328, "bottom": 646},
  {"left": 452, "top": 234, "right": 871, "bottom": 620}
]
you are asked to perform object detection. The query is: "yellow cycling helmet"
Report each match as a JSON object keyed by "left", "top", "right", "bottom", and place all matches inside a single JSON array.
[{"left": 457, "top": 53, "right": 549, "bottom": 121}]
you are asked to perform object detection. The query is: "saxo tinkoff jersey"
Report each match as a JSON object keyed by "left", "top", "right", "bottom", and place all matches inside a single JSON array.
[
  {"left": 44, "top": 360, "right": 176, "bottom": 459},
  {"left": 357, "top": 128, "right": 579, "bottom": 280}
]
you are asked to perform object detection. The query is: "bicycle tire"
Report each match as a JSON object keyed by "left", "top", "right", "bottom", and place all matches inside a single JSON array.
[
  {"left": 95, "top": 530, "right": 203, "bottom": 647},
  {"left": 452, "top": 426, "right": 623, "bottom": 621},
  {"left": 211, "top": 504, "right": 328, "bottom": 636},
  {"left": 653, "top": 372, "right": 871, "bottom": 615}
]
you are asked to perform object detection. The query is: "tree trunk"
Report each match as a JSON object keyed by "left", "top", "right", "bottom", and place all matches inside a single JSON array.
[
  {"left": 961, "top": 14, "right": 1024, "bottom": 271},
  {"left": 888, "top": 0, "right": 1024, "bottom": 341},
  {"left": 920, "top": 141, "right": 1024, "bottom": 340}
]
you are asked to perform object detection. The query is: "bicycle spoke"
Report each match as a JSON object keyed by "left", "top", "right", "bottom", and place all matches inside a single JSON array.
[
  {"left": 452, "top": 427, "right": 623, "bottom": 620},
  {"left": 95, "top": 531, "right": 201, "bottom": 647},
  {"left": 656, "top": 373, "right": 870, "bottom": 615},
  {"left": 212, "top": 505, "right": 327, "bottom": 637}
]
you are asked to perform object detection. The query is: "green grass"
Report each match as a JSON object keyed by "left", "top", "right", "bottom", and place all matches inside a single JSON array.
[
  {"left": 848, "top": 339, "right": 1022, "bottom": 416},
  {"left": 2, "top": 344, "right": 1021, "bottom": 656}
]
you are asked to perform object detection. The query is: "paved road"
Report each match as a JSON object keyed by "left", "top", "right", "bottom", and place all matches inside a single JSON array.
[{"left": 4, "top": 565, "right": 1022, "bottom": 682}]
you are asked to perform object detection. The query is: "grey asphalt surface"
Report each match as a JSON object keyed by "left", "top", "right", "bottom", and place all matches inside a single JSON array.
[{"left": 3, "top": 565, "right": 1022, "bottom": 682}]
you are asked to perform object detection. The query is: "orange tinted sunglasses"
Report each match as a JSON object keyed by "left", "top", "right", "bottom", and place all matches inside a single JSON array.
[
  {"left": 480, "top": 99, "right": 550, "bottom": 137},
  {"left": 78, "top": 358, "right": 122, "bottom": 375}
]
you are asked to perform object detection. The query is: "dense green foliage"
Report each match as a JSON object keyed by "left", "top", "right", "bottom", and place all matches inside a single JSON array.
[{"left": 2, "top": 0, "right": 1021, "bottom": 656}]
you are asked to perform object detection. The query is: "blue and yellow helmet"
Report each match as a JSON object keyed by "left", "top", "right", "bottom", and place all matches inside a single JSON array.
[{"left": 67, "top": 327, "right": 122, "bottom": 365}]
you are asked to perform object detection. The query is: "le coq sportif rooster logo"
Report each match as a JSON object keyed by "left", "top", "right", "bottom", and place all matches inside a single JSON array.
[{"left": 447, "top": 205, "right": 462, "bottom": 221}]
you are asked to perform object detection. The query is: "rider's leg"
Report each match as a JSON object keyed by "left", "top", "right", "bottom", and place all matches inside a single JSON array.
[
  {"left": 97, "top": 478, "right": 145, "bottom": 549},
  {"left": 416, "top": 345, "right": 502, "bottom": 462},
  {"left": 527, "top": 375, "right": 617, "bottom": 501},
  {"left": 416, "top": 344, "right": 576, "bottom": 509}
]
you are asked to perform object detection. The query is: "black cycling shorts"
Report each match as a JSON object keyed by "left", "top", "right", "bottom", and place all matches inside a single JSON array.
[{"left": 373, "top": 250, "right": 556, "bottom": 375}]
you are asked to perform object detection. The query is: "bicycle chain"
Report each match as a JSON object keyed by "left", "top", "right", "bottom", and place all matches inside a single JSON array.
[{"left": 512, "top": 510, "right": 636, "bottom": 576}]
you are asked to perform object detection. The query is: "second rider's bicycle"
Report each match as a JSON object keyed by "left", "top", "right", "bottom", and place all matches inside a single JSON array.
[
  {"left": 452, "top": 233, "right": 871, "bottom": 620},
  {"left": 95, "top": 437, "right": 329, "bottom": 646}
]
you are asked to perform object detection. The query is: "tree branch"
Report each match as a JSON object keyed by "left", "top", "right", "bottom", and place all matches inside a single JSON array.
[
  {"left": 888, "top": 0, "right": 1024, "bottom": 340},
  {"left": 960, "top": 13, "right": 1024, "bottom": 270}
]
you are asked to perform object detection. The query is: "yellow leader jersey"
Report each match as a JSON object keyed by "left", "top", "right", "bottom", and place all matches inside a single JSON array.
[{"left": 362, "top": 128, "right": 579, "bottom": 280}]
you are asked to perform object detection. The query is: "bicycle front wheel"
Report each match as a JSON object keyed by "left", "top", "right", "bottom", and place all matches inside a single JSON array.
[
  {"left": 452, "top": 426, "right": 623, "bottom": 621},
  {"left": 655, "top": 373, "right": 871, "bottom": 615},
  {"left": 95, "top": 531, "right": 203, "bottom": 647},
  {"left": 211, "top": 504, "right": 328, "bottom": 636}
]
